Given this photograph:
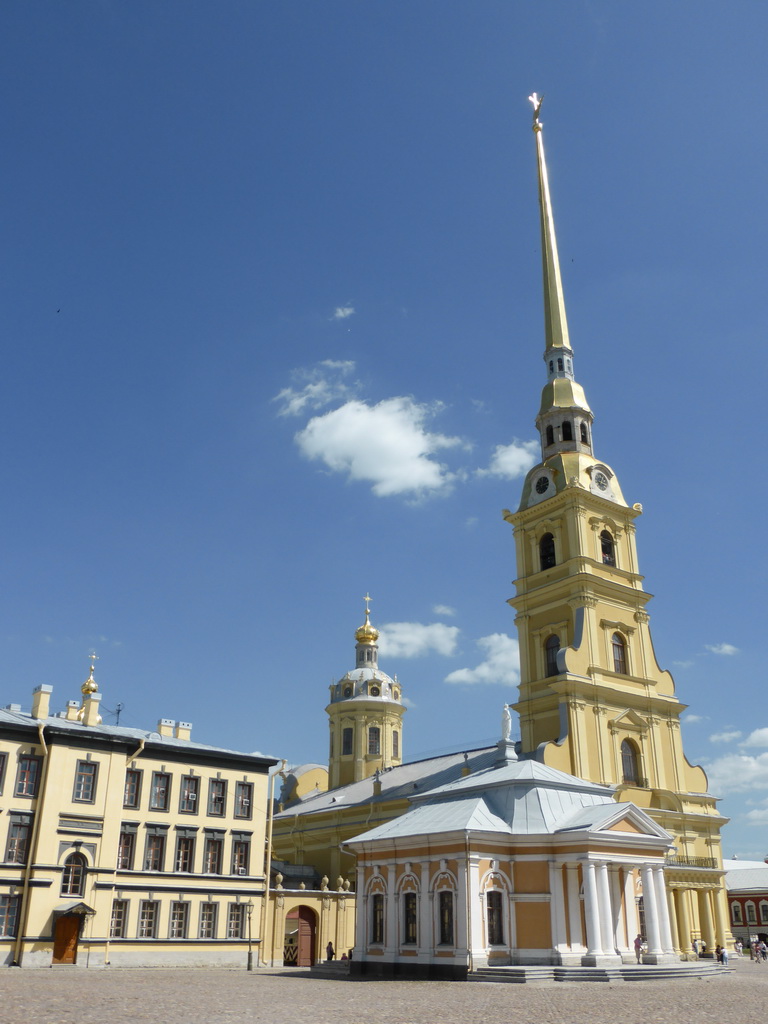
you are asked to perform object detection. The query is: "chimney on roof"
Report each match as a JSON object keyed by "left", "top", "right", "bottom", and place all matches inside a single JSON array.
[
  {"left": 65, "top": 700, "right": 80, "bottom": 722},
  {"left": 81, "top": 692, "right": 102, "bottom": 727},
  {"left": 158, "top": 718, "right": 175, "bottom": 737},
  {"left": 31, "top": 685, "right": 53, "bottom": 720},
  {"left": 174, "top": 721, "right": 192, "bottom": 741}
]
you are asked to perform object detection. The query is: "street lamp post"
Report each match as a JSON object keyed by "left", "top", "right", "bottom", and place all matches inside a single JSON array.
[{"left": 246, "top": 900, "right": 254, "bottom": 971}]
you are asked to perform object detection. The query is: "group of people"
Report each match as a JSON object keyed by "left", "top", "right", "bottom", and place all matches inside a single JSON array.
[{"left": 749, "top": 939, "right": 768, "bottom": 961}]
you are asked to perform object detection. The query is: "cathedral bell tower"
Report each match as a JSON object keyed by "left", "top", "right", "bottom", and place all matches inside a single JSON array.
[
  {"left": 326, "top": 597, "right": 405, "bottom": 789},
  {"left": 503, "top": 95, "right": 729, "bottom": 954}
]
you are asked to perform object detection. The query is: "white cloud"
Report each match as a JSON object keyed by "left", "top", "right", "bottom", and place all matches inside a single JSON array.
[
  {"left": 401, "top": 696, "right": 417, "bottom": 710},
  {"left": 478, "top": 439, "right": 539, "bottom": 479},
  {"left": 432, "top": 604, "right": 456, "bottom": 618},
  {"left": 742, "top": 728, "right": 768, "bottom": 748},
  {"left": 709, "top": 730, "right": 742, "bottom": 744},
  {"left": 331, "top": 306, "right": 355, "bottom": 320},
  {"left": 702, "top": 752, "right": 768, "bottom": 795},
  {"left": 682, "top": 714, "right": 706, "bottom": 724},
  {"left": 705, "top": 643, "right": 739, "bottom": 656},
  {"left": 673, "top": 660, "right": 694, "bottom": 669},
  {"left": 444, "top": 633, "right": 520, "bottom": 686},
  {"left": 377, "top": 622, "right": 459, "bottom": 658},
  {"left": 273, "top": 361, "right": 356, "bottom": 417},
  {"left": 296, "top": 397, "right": 464, "bottom": 498}
]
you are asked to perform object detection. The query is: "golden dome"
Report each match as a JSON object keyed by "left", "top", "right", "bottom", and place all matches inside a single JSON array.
[
  {"left": 355, "top": 594, "right": 379, "bottom": 645},
  {"left": 81, "top": 655, "right": 99, "bottom": 697}
]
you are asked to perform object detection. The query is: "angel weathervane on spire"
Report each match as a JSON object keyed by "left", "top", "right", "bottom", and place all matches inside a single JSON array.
[{"left": 529, "top": 92, "right": 544, "bottom": 129}]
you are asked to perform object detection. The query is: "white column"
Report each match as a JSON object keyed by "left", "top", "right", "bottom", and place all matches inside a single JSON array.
[
  {"left": 653, "top": 866, "right": 674, "bottom": 953},
  {"left": 566, "top": 863, "right": 584, "bottom": 950},
  {"left": 582, "top": 861, "right": 602, "bottom": 955},
  {"left": 641, "top": 864, "right": 662, "bottom": 954},
  {"left": 549, "top": 861, "right": 568, "bottom": 954},
  {"left": 597, "top": 862, "right": 615, "bottom": 954},
  {"left": 456, "top": 860, "right": 469, "bottom": 960},
  {"left": 384, "top": 864, "right": 397, "bottom": 956},
  {"left": 418, "top": 862, "right": 432, "bottom": 957}
]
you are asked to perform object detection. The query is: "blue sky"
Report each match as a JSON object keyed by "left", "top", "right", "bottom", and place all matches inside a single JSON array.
[{"left": 1, "top": 2, "right": 766, "bottom": 858}]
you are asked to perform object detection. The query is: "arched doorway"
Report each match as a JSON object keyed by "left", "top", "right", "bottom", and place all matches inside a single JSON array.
[{"left": 283, "top": 906, "right": 316, "bottom": 967}]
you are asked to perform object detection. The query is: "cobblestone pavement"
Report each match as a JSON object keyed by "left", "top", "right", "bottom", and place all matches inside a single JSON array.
[{"left": 3, "top": 958, "right": 768, "bottom": 1024}]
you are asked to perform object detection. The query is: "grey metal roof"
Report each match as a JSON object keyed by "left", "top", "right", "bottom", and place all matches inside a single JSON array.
[
  {"left": 274, "top": 746, "right": 499, "bottom": 818},
  {"left": 725, "top": 865, "right": 768, "bottom": 892},
  {"left": 0, "top": 706, "right": 276, "bottom": 762},
  {"left": 346, "top": 796, "right": 513, "bottom": 844}
]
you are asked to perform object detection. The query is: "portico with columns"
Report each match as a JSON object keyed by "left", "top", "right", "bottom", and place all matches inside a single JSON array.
[{"left": 344, "top": 746, "right": 677, "bottom": 978}]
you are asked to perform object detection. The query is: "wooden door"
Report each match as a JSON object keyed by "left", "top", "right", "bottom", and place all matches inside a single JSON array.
[
  {"left": 52, "top": 915, "right": 81, "bottom": 965},
  {"left": 296, "top": 906, "right": 316, "bottom": 967}
]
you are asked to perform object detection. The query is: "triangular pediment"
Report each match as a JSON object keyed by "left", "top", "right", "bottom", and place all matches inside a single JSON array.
[
  {"left": 609, "top": 708, "right": 649, "bottom": 733},
  {"left": 554, "top": 800, "right": 672, "bottom": 843},
  {"left": 593, "top": 803, "right": 671, "bottom": 840}
]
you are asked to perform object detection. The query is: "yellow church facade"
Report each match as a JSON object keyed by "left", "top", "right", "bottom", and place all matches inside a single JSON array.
[{"left": 270, "top": 96, "right": 731, "bottom": 976}]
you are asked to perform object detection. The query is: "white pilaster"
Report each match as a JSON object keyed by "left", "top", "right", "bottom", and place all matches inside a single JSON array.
[
  {"left": 623, "top": 868, "right": 640, "bottom": 946},
  {"left": 384, "top": 864, "right": 397, "bottom": 957},
  {"left": 549, "top": 860, "right": 568, "bottom": 955},
  {"left": 641, "top": 864, "right": 662, "bottom": 954},
  {"left": 566, "top": 863, "right": 584, "bottom": 951},
  {"left": 418, "top": 862, "right": 431, "bottom": 957},
  {"left": 653, "top": 865, "right": 674, "bottom": 953},
  {"left": 354, "top": 865, "right": 367, "bottom": 953}
]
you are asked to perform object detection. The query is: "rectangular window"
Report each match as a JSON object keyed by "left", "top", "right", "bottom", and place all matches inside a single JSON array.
[
  {"left": 438, "top": 891, "right": 454, "bottom": 945},
  {"left": 117, "top": 830, "right": 136, "bottom": 870},
  {"left": 203, "top": 837, "right": 223, "bottom": 874},
  {"left": 138, "top": 900, "right": 159, "bottom": 939},
  {"left": 487, "top": 891, "right": 504, "bottom": 945},
  {"left": 371, "top": 893, "right": 384, "bottom": 944},
  {"left": 0, "top": 751, "right": 7, "bottom": 795},
  {"left": 169, "top": 901, "right": 189, "bottom": 939},
  {"left": 403, "top": 891, "right": 417, "bottom": 944},
  {"left": 368, "top": 726, "right": 380, "bottom": 756},
  {"left": 199, "top": 901, "right": 217, "bottom": 939},
  {"left": 747, "top": 903, "right": 757, "bottom": 924},
  {"left": 5, "top": 822, "right": 31, "bottom": 865},
  {"left": 761, "top": 902, "right": 768, "bottom": 926},
  {"left": 392, "top": 730, "right": 399, "bottom": 759},
  {"left": 731, "top": 902, "right": 742, "bottom": 924},
  {"left": 231, "top": 840, "right": 250, "bottom": 875},
  {"left": 234, "top": 781, "right": 253, "bottom": 819},
  {"left": 149, "top": 772, "right": 171, "bottom": 811},
  {"left": 110, "top": 899, "right": 128, "bottom": 938},
  {"left": 207, "top": 779, "right": 227, "bottom": 817},
  {"left": 15, "top": 756, "right": 41, "bottom": 798},
  {"left": 0, "top": 895, "right": 20, "bottom": 938},
  {"left": 73, "top": 760, "right": 98, "bottom": 803},
  {"left": 342, "top": 728, "right": 353, "bottom": 755},
  {"left": 227, "top": 903, "right": 246, "bottom": 939},
  {"left": 123, "top": 769, "right": 142, "bottom": 809},
  {"left": 175, "top": 836, "right": 195, "bottom": 873},
  {"left": 144, "top": 833, "right": 166, "bottom": 872},
  {"left": 179, "top": 775, "right": 199, "bottom": 814}
]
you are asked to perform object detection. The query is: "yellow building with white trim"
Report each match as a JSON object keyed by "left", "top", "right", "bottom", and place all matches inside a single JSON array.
[{"left": 0, "top": 664, "right": 276, "bottom": 967}]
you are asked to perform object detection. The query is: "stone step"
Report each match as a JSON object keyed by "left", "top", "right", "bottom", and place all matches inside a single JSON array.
[{"left": 470, "top": 963, "right": 733, "bottom": 984}]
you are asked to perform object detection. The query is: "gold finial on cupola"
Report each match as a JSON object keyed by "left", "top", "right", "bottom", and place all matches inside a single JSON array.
[{"left": 355, "top": 593, "right": 379, "bottom": 645}]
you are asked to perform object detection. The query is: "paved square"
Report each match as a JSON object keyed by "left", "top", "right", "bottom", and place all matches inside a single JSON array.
[{"left": 2, "top": 959, "right": 767, "bottom": 1024}]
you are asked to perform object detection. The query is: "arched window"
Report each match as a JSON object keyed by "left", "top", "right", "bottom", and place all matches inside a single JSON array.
[
  {"left": 561, "top": 420, "right": 573, "bottom": 442},
  {"left": 612, "top": 633, "right": 627, "bottom": 674},
  {"left": 601, "top": 530, "right": 616, "bottom": 566},
  {"left": 545, "top": 635, "right": 560, "bottom": 677},
  {"left": 486, "top": 891, "right": 504, "bottom": 945},
  {"left": 621, "top": 739, "right": 641, "bottom": 785},
  {"left": 546, "top": 425, "right": 554, "bottom": 446},
  {"left": 368, "top": 726, "right": 381, "bottom": 756},
  {"left": 371, "top": 893, "right": 384, "bottom": 943},
  {"left": 539, "top": 533, "right": 556, "bottom": 570},
  {"left": 61, "top": 853, "right": 86, "bottom": 897},
  {"left": 549, "top": 360, "right": 554, "bottom": 373},
  {"left": 580, "top": 422, "right": 588, "bottom": 444},
  {"left": 557, "top": 358, "right": 564, "bottom": 371}
]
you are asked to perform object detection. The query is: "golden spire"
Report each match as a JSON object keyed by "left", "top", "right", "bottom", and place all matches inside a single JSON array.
[
  {"left": 529, "top": 93, "right": 571, "bottom": 355},
  {"left": 355, "top": 593, "right": 379, "bottom": 645}
]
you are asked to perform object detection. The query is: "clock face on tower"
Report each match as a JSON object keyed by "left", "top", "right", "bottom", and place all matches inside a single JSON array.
[
  {"left": 535, "top": 476, "right": 550, "bottom": 495},
  {"left": 594, "top": 472, "right": 608, "bottom": 491}
]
